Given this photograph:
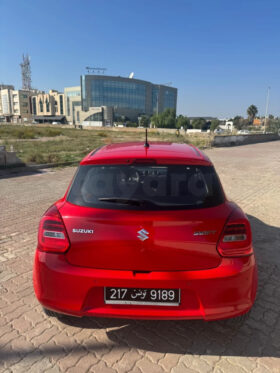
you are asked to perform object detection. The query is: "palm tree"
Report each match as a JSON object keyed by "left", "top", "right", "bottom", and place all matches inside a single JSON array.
[{"left": 247, "top": 105, "right": 258, "bottom": 124}]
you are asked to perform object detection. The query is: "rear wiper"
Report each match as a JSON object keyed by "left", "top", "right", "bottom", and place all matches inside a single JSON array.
[{"left": 98, "top": 197, "right": 158, "bottom": 206}]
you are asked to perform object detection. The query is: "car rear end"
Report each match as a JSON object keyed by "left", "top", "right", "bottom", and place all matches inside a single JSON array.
[{"left": 33, "top": 144, "right": 257, "bottom": 320}]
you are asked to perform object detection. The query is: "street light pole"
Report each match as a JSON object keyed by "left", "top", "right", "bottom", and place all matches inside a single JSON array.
[{"left": 264, "top": 86, "right": 270, "bottom": 133}]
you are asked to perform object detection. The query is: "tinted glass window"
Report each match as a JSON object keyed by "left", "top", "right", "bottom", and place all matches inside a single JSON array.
[
  {"left": 67, "top": 165, "right": 224, "bottom": 210},
  {"left": 90, "top": 80, "right": 146, "bottom": 111},
  {"left": 164, "top": 89, "right": 176, "bottom": 110}
]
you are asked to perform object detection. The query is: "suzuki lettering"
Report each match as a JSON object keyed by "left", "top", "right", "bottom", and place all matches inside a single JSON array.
[{"left": 72, "top": 228, "right": 94, "bottom": 234}]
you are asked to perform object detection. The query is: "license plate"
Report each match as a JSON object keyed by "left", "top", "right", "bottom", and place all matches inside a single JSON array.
[{"left": 104, "top": 287, "right": 180, "bottom": 306}]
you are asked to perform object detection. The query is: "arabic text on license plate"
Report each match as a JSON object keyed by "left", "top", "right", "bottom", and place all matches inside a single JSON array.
[{"left": 104, "top": 287, "right": 180, "bottom": 306}]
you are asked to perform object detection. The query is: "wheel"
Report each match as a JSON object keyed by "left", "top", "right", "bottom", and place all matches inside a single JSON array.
[{"left": 43, "top": 307, "right": 62, "bottom": 318}]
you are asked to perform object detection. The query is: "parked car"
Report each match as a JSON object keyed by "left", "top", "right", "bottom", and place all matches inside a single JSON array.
[
  {"left": 214, "top": 128, "right": 224, "bottom": 134},
  {"left": 33, "top": 142, "right": 257, "bottom": 322},
  {"left": 238, "top": 129, "right": 250, "bottom": 134},
  {"left": 52, "top": 121, "right": 59, "bottom": 125}
]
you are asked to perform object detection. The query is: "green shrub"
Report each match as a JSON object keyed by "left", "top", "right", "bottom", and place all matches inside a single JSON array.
[
  {"left": 46, "top": 153, "right": 61, "bottom": 163},
  {"left": 126, "top": 121, "right": 138, "bottom": 127},
  {"left": 14, "top": 128, "right": 36, "bottom": 139},
  {"left": 26, "top": 152, "right": 45, "bottom": 163},
  {"left": 97, "top": 131, "right": 107, "bottom": 137},
  {"left": 43, "top": 128, "right": 62, "bottom": 137},
  {"left": 26, "top": 152, "right": 62, "bottom": 164}
]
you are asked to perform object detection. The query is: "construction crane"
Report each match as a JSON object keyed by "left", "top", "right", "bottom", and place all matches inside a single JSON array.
[{"left": 85, "top": 67, "right": 107, "bottom": 74}]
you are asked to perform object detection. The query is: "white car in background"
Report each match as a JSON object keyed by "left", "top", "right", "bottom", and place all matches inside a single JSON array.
[
  {"left": 214, "top": 128, "right": 225, "bottom": 134},
  {"left": 238, "top": 130, "right": 250, "bottom": 134}
]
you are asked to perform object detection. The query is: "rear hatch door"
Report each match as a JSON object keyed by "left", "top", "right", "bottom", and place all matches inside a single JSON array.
[{"left": 60, "top": 202, "right": 233, "bottom": 271}]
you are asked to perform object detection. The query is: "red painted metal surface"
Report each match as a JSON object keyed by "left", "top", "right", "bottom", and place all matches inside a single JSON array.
[{"left": 33, "top": 142, "right": 258, "bottom": 320}]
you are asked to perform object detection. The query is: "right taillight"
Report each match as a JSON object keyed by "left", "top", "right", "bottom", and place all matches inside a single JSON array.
[
  {"left": 218, "top": 209, "right": 253, "bottom": 257},
  {"left": 222, "top": 224, "right": 247, "bottom": 242},
  {"left": 38, "top": 205, "right": 69, "bottom": 253}
]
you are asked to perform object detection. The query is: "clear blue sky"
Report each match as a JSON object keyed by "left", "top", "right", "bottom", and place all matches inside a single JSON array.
[{"left": 1, "top": 0, "right": 280, "bottom": 118}]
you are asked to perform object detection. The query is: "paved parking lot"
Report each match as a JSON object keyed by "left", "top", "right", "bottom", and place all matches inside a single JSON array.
[{"left": 0, "top": 141, "right": 280, "bottom": 373}]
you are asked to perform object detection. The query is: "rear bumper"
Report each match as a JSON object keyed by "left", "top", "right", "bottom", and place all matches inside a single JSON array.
[{"left": 33, "top": 251, "right": 257, "bottom": 321}]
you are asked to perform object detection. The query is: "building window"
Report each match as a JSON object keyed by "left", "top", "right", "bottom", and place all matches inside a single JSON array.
[
  {"left": 76, "top": 111, "right": 80, "bottom": 122},
  {"left": 39, "top": 99, "right": 43, "bottom": 112},
  {"left": 67, "top": 97, "right": 70, "bottom": 116},
  {"left": 81, "top": 76, "right": 86, "bottom": 110},
  {"left": 85, "top": 111, "right": 103, "bottom": 122},
  {"left": 1, "top": 94, "right": 10, "bottom": 114},
  {"left": 46, "top": 99, "right": 50, "bottom": 112},
  {"left": 66, "top": 91, "right": 80, "bottom": 97},
  {"left": 32, "top": 97, "right": 37, "bottom": 115},
  {"left": 72, "top": 101, "right": 81, "bottom": 124},
  {"left": 90, "top": 79, "right": 146, "bottom": 111},
  {"left": 59, "top": 95, "right": 64, "bottom": 114},
  {"left": 164, "top": 89, "right": 176, "bottom": 110},
  {"left": 152, "top": 87, "right": 159, "bottom": 113}
]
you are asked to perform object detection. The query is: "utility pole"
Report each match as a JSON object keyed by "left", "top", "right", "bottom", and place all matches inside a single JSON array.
[{"left": 264, "top": 86, "right": 270, "bottom": 133}]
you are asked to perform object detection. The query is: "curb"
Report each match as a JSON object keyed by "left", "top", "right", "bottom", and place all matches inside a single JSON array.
[{"left": 0, "top": 160, "right": 79, "bottom": 171}]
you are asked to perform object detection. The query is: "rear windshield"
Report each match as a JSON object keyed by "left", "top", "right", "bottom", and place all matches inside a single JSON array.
[{"left": 67, "top": 164, "right": 224, "bottom": 210}]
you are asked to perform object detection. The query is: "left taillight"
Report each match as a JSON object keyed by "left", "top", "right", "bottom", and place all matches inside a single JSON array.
[{"left": 38, "top": 205, "right": 69, "bottom": 253}]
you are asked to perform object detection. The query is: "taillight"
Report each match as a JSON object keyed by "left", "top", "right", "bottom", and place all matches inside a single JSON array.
[
  {"left": 222, "top": 224, "right": 247, "bottom": 242},
  {"left": 38, "top": 205, "right": 69, "bottom": 253},
  {"left": 218, "top": 209, "right": 253, "bottom": 257}
]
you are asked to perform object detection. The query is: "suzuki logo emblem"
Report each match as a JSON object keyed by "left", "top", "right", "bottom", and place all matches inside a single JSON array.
[{"left": 137, "top": 229, "right": 149, "bottom": 241}]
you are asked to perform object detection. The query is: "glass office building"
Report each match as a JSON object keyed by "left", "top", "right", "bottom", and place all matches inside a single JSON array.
[{"left": 81, "top": 75, "right": 177, "bottom": 121}]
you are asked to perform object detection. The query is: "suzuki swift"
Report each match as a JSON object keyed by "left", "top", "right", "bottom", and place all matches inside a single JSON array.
[{"left": 33, "top": 141, "right": 257, "bottom": 321}]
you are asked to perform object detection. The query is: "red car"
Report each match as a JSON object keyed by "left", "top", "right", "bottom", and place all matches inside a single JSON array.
[{"left": 33, "top": 141, "right": 257, "bottom": 321}]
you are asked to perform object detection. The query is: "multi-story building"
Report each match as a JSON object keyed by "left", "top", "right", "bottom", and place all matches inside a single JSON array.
[
  {"left": 64, "top": 85, "right": 114, "bottom": 126},
  {"left": 64, "top": 86, "right": 81, "bottom": 124},
  {"left": 0, "top": 87, "right": 33, "bottom": 123},
  {"left": 31, "top": 90, "right": 66, "bottom": 123},
  {"left": 0, "top": 84, "right": 14, "bottom": 90},
  {"left": 80, "top": 75, "right": 177, "bottom": 124}
]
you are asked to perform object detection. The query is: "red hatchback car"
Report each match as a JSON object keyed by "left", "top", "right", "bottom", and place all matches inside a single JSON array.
[{"left": 33, "top": 142, "right": 257, "bottom": 321}]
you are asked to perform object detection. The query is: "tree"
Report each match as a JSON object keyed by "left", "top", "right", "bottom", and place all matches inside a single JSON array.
[
  {"left": 210, "top": 119, "right": 220, "bottom": 132},
  {"left": 192, "top": 118, "right": 206, "bottom": 130},
  {"left": 163, "top": 108, "right": 176, "bottom": 128},
  {"left": 139, "top": 115, "right": 149, "bottom": 128},
  {"left": 176, "top": 115, "right": 191, "bottom": 130},
  {"left": 233, "top": 116, "right": 250, "bottom": 130},
  {"left": 151, "top": 109, "right": 176, "bottom": 128},
  {"left": 247, "top": 105, "right": 258, "bottom": 124},
  {"left": 267, "top": 118, "right": 280, "bottom": 133},
  {"left": 150, "top": 114, "right": 160, "bottom": 128},
  {"left": 233, "top": 116, "right": 242, "bottom": 130}
]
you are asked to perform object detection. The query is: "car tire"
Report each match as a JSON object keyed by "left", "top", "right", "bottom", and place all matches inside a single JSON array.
[{"left": 43, "top": 307, "right": 62, "bottom": 318}]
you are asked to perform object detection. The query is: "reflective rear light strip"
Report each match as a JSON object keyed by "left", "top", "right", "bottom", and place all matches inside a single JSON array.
[
  {"left": 43, "top": 231, "right": 65, "bottom": 239},
  {"left": 223, "top": 234, "right": 247, "bottom": 242}
]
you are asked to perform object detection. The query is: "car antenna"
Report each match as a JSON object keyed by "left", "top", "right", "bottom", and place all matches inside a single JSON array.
[{"left": 144, "top": 128, "right": 149, "bottom": 148}]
